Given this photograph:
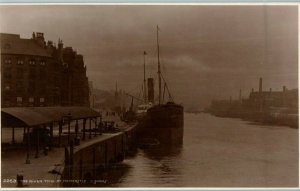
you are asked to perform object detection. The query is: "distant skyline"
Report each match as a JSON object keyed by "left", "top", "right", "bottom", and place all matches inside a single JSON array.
[{"left": 0, "top": 5, "right": 297, "bottom": 109}]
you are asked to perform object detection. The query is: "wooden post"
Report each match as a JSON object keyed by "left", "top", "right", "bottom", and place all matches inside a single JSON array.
[
  {"left": 122, "top": 134, "right": 124, "bottom": 155},
  {"left": 59, "top": 122, "right": 62, "bottom": 146},
  {"left": 100, "top": 115, "right": 103, "bottom": 133},
  {"left": 75, "top": 120, "right": 78, "bottom": 138},
  {"left": 105, "top": 142, "right": 108, "bottom": 164},
  {"left": 12, "top": 126, "right": 15, "bottom": 144},
  {"left": 23, "top": 127, "right": 26, "bottom": 143},
  {"left": 93, "top": 147, "right": 96, "bottom": 180},
  {"left": 82, "top": 119, "right": 86, "bottom": 140},
  {"left": 69, "top": 140, "right": 74, "bottom": 180},
  {"left": 43, "top": 125, "right": 47, "bottom": 150},
  {"left": 64, "top": 147, "right": 70, "bottom": 180},
  {"left": 79, "top": 157, "right": 83, "bottom": 180},
  {"left": 114, "top": 140, "right": 117, "bottom": 160},
  {"left": 26, "top": 126, "right": 30, "bottom": 164},
  {"left": 35, "top": 128, "right": 39, "bottom": 158},
  {"left": 94, "top": 117, "right": 97, "bottom": 137},
  {"left": 68, "top": 118, "right": 71, "bottom": 144},
  {"left": 49, "top": 123, "right": 53, "bottom": 150},
  {"left": 89, "top": 118, "right": 92, "bottom": 139}
]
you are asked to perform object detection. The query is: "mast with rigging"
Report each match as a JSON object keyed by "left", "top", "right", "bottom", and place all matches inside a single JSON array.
[
  {"left": 157, "top": 25, "right": 162, "bottom": 105},
  {"left": 136, "top": 25, "right": 184, "bottom": 145},
  {"left": 143, "top": 51, "right": 147, "bottom": 104}
]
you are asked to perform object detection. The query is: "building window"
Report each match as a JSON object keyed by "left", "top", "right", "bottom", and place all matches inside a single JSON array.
[
  {"left": 40, "top": 61, "right": 46, "bottom": 66},
  {"left": 17, "top": 60, "right": 24, "bottom": 65},
  {"left": 16, "top": 68, "right": 24, "bottom": 79},
  {"left": 40, "top": 97, "right": 45, "bottom": 103},
  {"left": 4, "top": 59, "right": 12, "bottom": 64},
  {"left": 4, "top": 85, "right": 10, "bottom": 90},
  {"left": 29, "top": 97, "right": 34, "bottom": 103},
  {"left": 29, "top": 60, "right": 36, "bottom": 65},
  {"left": 17, "top": 97, "right": 23, "bottom": 102}
]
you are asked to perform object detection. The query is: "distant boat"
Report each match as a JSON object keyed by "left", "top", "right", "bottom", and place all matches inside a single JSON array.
[{"left": 137, "top": 26, "right": 184, "bottom": 145}]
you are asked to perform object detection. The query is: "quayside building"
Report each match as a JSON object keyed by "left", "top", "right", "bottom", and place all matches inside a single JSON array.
[
  {"left": 209, "top": 78, "right": 298, "bottom": 128},
  {"left": 1, "top": 32, "right": 90, "bottom": 107}
]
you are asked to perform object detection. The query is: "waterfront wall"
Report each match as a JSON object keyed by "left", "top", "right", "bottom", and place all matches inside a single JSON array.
[{"left": 61, "top": 124, "right": 138, "bottom": 186}]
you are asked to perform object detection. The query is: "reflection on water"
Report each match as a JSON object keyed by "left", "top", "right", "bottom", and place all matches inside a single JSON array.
[
  {"left": 82, "top": 163, "right": 131, "bottom": 187},
  {"left": 90, "top": 146, "right": 184, "bottom": 187},
  {"left": 140, "top": 145, "right": 184, "bottom": 186},
  {"left": 92, "top": 113, "right": 298, "bottom": 187},
  {"left": 143, "top": 145, "right": 183, "bottom": 160}
]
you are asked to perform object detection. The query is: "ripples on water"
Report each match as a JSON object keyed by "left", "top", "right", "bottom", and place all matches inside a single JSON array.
[{"left": 93, "top": 113, "right": 298, "bottom": 187}]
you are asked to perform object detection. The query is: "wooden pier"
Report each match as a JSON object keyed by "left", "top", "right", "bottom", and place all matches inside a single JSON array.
[{"left": 1, "top": 107, "right": 138, "bottom": 187}]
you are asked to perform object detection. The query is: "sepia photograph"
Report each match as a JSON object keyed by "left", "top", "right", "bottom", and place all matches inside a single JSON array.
[{"left": 0, "top": 3, "right": 298, "bottom": 188}]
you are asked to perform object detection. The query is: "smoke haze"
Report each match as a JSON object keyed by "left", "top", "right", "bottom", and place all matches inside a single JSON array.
[{"left": 0, "top": 5, "right": 297, "bottom": 110}]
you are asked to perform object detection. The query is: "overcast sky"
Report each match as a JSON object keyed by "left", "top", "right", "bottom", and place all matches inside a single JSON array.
[{"left": 0, "top": 5, "right": 298, "bottom": 109}]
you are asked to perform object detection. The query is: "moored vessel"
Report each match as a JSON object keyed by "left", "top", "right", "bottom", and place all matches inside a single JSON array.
[{"left": 137, "top": 26, "right": 184, "bottom": 145}]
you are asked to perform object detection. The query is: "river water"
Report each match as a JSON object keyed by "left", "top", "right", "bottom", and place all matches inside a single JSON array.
[{"left": 98, "top": 113, "right": 298, "bottom": 187}]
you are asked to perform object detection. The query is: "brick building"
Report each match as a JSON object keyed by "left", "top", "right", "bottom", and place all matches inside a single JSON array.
[
  {"left": 246, "top": 78, "right": 298, "bottom": 111},
  {"left": 209, "top": 77, "right": 298, "bottom": 117},
  {"left": 1, "top": 32, "right": 90, "bottom": 107},
  {"left": 61, "top": 46, "right": 90, "bottom": 106}
]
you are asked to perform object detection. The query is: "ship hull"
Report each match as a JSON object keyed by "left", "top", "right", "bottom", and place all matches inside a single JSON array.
[{"left": 137, "top": 103, "right": 184, "bottom": 145}]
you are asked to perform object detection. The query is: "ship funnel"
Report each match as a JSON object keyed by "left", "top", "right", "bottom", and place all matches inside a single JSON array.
[{"left": 148, "top": 78, "right": 154, "bottom": 103}]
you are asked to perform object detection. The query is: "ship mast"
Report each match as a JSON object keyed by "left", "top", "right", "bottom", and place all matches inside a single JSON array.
[
  {"left": 157, "top": 25, "right": 162, "bottom": 105},
  {"left": 143, "top": 51, "right": 147, "bottom": 104}
]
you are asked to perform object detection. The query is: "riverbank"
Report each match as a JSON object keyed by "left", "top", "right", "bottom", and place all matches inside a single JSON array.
[{"left": 206, "top": 109, "right": 298, "bottom": 129}]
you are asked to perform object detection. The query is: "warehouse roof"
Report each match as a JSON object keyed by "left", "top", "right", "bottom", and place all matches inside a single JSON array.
[{"left": 1, "top": 107, "right": 100, "bottom": 127}]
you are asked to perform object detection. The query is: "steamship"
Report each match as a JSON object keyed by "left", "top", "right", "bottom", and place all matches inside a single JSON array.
[{"left": 137, "top": 26, "right": 184, "bottom": 145}]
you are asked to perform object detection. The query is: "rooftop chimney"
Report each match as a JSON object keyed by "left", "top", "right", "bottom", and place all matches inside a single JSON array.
[
  {"left": 36, "top": 32, "right": 44, "bottom": 39},
  {"left": 47, "top": 40, "right": 53, "bottom": 47},
  {"left": 58, "top": 38, "right": 63, "bottom": 50},
  {"left": 57, "top": 38, "right": 64, "bottom": 62},
  {"left": 283, "top": 86, "right": 286, "bottom": 92},
  {"left": 259, "top": 77, "right": 262, "bottom": 93},
  {"left": 35, "top": 32, "right": 45, "bottom": 47}
]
